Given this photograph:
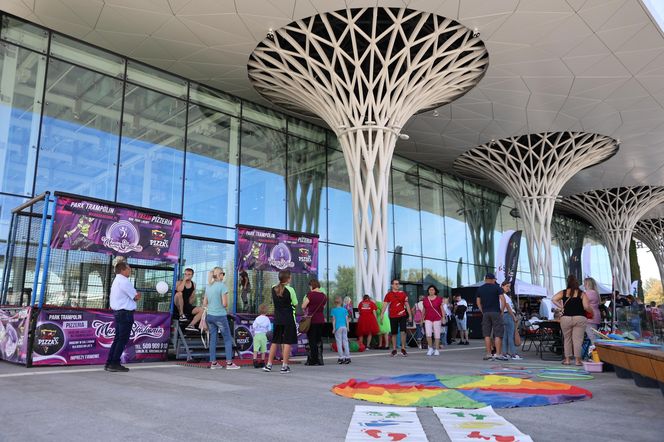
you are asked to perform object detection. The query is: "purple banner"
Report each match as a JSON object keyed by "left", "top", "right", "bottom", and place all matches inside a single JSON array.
[
  {"left": 50, "top": 196, "right": 181, "bottom": 263},
  {"left": 31, "top": 308, "right": 170, "bottom": 366},
  {"left": 233, "top": 313, "right": 308, "bottom": 359},
  {"left": 0, "top": 307, "right": 31, "bottom": 365},
  {"left": 236, "top": 226, "right": 318, "bottom": 274}
]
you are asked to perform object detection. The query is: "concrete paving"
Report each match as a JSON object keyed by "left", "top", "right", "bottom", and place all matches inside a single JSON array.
[{"left": 1, "top": 342, "right": 662, "bottom": 441}]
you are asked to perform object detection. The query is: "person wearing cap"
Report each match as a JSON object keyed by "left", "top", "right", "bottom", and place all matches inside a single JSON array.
[{"left": 476, "top": 273, "right": 507, "bottom": 361}]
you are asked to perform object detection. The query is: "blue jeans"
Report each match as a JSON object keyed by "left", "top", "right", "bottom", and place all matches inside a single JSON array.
[
  {"left": 106, "top": 310, "right": 134, "bottom": 366},
  {"left": 502, "top": 312, "right": 516, "bottom": 356},
  {"left": 208, "top": 314, "right": 234, "bottom": 363}
]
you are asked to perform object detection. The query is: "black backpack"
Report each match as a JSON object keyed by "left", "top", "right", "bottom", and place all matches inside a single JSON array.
[{"left": 455, "top": 304, "right": 467, "bottom": 319}]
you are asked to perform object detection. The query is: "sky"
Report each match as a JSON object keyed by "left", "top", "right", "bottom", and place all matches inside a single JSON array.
[{"left": 637, "top": 246, "right": 660, "bottom": 283}]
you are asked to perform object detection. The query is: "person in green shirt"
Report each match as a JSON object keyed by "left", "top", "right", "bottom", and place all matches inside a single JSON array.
[{"left": 263, "top": 270, "right": 298, "bottom": 374}]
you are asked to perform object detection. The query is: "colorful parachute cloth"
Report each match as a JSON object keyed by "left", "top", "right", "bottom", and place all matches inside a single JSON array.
[{"left": 332, "top": 373, "right": 592, "bottom": 409}]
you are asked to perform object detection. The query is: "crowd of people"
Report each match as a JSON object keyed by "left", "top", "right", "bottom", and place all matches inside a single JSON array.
[{"left": 105, "top": 261, "right": 658, "bottom": 374}]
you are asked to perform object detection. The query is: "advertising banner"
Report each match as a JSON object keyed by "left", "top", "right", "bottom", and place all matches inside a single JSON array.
[
  {"left": 569, "top": 246, "right": 583, "bottom": 283},
  {"left": 31, "top": 308, "right": 170, "bottom": 366},
  {"left": 0, "top": 307, "right": 31, "bottom": 365},
  {"left": 236, "top": 226, "right": 318, "bottom": 274},
  {"left": 504, "top": 230, "right": 522, "bottom": 283},
  {"left": 233, "top": 313, "right": 308, "bottom": 358},
  {"left": 50, "top": 195, "right": 181, "bottom": 263}
]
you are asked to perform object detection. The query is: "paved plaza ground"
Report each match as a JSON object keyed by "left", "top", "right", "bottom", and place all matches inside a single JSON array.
[{"left": 1, "top": 341, "right": 662, "bottom": 441}]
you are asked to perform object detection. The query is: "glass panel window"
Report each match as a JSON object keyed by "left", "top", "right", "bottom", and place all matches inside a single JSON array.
[
  {"left": 189, "top": 83, "right": 240, "bottom": 117},
  {"left": 182, "top": 222, "right": 235, "bottom": 242},
  {"left": 287, "top": 136, "right": 326, "bottom": 238},
  {"left": 36, "top": 59, "right": 122, "bottom": 199},
  {"left": 0, "top": 44, "right": 45, "bottom": 195},
  {"left": 180, "top": 238, "right": 235, "bottom": 312},
  {"left": 392, "top": 155, "right": 418, "bottom": 174},
  {"left": 328, "top": 244, "right": 355, "bottom": 302},
  {"left": 50, "top": 33, "right": 125, "bottom": 78},
  {"left": 422, "top": 258, "right": 452, "bottom": 296},
  {"left": 126, "top": 61, "right": 187, "bottom": 98},
  {"left": 1, "top": 16, "right": 48, "bottom": 53},
  {"left": 239, "top": 121, "right": 286, "bottom": 229},
  {"left": 327, "top": 148, "right": 353, "bottom": 245},
  {"left": 241, "top": 101, "right": 286, "bottom": 132},
  {"left": 184, "top": 104, "right": 239, "bottom": 227},
  {"left": 288, "top": 117, "right": 326, "bottom": 144},
  {"left": 443, "top": 187, "right": 469, "bottom": 267},
  {"left": 391, "top": 170, "right": 421, "bottom": 255},
  {"left": 117, "top": 84, "right": 186, "bottom": 213},
  {"left": 419, "top": 180, "right": 445, "bottom": 259}
]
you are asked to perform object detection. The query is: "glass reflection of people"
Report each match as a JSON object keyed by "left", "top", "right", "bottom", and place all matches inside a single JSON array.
[{"left": 239, "top": 271, "right": 251, "bottom": 312}]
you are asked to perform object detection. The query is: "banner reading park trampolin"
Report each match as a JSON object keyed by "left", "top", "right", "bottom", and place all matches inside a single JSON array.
[
  {"left": 31, "top": 308, "right": 170, "bottom": 366},
  {"left": 50, "top": 195, "right": 181, "bottom": 264},
  {"left": 236, "top": 225, "right": 318, "bottom": 274}
]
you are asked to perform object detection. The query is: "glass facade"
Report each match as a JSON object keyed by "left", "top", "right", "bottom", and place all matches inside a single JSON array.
[{"left": 0, "top": 13, "right": 614, "bottom": 313}]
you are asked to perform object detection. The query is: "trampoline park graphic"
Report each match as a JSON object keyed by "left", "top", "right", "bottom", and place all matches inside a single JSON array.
[{"left": 333, "top": 373, "right": 592, "bottom": 409}]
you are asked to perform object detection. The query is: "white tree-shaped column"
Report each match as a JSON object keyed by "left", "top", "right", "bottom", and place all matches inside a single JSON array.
[
  {"left": 559, "top": 187, "right": 664, "bottom": 295},
  {"left": 454, "top": 132, "right": 617, "bottom": 295},
  {"left": 248, "top": 8, "right": 488, "bottom": 299},
  {"left": 633, "top": 218, "right": 664, "bottom": 289}
]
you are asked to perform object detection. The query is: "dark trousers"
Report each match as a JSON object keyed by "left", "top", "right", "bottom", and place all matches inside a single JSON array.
[
  {"left": 307, "top": 323, "right": 324, "bottom": 365},
  {"left": 106, "top": 310, "right": 134, "bottom": 366}
]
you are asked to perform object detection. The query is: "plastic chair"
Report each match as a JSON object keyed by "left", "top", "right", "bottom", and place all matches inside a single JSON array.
[{"left": 536, "top": 321, "right": 563, "bottom": 360}]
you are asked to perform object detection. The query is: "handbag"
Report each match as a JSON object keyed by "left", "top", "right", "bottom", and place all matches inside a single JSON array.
[{"left": 298, "top": 297, "right": 324, "bottom": 333}]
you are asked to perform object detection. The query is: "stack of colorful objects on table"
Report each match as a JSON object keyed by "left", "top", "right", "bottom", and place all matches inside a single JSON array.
[
  {"left": 594, "top": 339, "right": 661, "bottom": 349},
  {"left": 332, "top": 373, "right": 592, "bottom": 409}
]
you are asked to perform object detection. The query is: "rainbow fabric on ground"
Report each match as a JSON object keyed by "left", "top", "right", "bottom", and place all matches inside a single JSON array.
[{"left": 332, "top": 373, "right": 592, "bottom": 409}]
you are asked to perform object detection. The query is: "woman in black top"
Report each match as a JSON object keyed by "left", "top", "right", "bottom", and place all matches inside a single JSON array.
[
  {"left": 552, "top": 275, "right": 592, "bottom": 366},
  {"left": 264, "top": 270, "right": 298, "bottom": 374}
]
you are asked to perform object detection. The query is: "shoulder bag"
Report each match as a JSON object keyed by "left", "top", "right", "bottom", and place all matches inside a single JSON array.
[{"left": 298, "top": 296, "right": 324, "bottom": 333}]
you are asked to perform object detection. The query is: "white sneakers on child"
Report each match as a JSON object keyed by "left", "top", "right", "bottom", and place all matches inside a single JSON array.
[
  {"left": 434, "top": 349, "right": 440, "bottom": 356},
  {"left": 427, "top": 347, "right": 434, "bottom": 356}
]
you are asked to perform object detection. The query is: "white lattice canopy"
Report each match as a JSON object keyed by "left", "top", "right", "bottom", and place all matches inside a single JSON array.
[
  {"left": 248, "top": 7, "right": 488, "bottom": 300},
  {"left": 559, "top": 187, "right": 664, "bottom": 294},
  {"left": 454, "top": 132, "right": 618, "bottom": 295},
  {"left": 634, "top": 218, "right": 664, "bottom": 289}
]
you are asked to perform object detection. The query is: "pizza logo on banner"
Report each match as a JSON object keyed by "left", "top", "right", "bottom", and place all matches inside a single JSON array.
[
  {"left": 268, "top": 242, "right": 294, "bottom": 270},
  {"left": 101, "top": 220, "right": 143, "bottom": 254},
  {"left": 150, "top": 229, "right": 169, "bottom": 254},
  {"left": 234, "top": 325, "right": 253, "bottom": 352},
  {"left": 33, "top": 323, "right": 65, "bottom": 356}
]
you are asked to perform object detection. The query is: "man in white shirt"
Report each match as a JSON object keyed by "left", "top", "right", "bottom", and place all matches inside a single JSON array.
[{"left": 105, "top": 261, "right": 141, "bottom": 372}]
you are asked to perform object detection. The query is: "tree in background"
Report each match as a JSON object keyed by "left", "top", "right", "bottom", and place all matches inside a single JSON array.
[
  {"left": 629, "top": 239, "right": 643, "bottom": 299},
  {"left": 331, "top": 265, "right": 355, "bottom": 300},
  {"left": 643, "top": 278, "right": 664, "bottom": 305}
]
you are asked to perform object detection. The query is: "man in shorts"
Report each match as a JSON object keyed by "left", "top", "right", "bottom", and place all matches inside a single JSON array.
[
  {"left": 380, "top": 279, "right": 412, "bottom": 357},
  {"left": 476, "top": 273, "right": 507, "bottom": 361}
]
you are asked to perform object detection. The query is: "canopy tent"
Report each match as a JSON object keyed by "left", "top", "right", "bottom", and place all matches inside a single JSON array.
[{"left": 460, "top": 279, "right": 548, "bottom": 297}]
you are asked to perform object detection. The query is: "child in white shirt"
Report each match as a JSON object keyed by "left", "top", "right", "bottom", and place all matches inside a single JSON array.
[{"left": 251, "top": 304, "right": 271, "bottom": 368}]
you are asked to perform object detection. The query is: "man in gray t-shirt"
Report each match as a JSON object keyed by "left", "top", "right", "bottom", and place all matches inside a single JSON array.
[{"left": 476, "top": 273, "right": 506, "bottom": 361}]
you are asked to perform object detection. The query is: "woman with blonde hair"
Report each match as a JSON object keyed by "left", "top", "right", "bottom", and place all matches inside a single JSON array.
[
  {"left": 205, "top": 267, "right": 239, "bottom": 370},
  {"left": 583, "top": 277, "right": 601, "bottom": 343},
  {"left": 264, "top": 270, "right": 298, "bottom": 374},
  {"left": 552, "top": 275, "right": 593, "bottom": 366}
]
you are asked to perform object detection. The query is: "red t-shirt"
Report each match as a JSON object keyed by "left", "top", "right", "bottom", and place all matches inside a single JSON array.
[{"left": 384, "top": 291, "right": 408, "bottom": 318}]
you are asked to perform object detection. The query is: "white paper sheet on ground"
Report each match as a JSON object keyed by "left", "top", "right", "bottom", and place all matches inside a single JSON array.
[
  {"left": 345, "top": 405, "right": 428, "bottom": 441},
  {"left": 433, "top": 406, "right": 533, "bottom": 442}
]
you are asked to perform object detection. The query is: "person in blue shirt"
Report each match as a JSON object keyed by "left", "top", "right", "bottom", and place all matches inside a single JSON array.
[
  {"left": 331, "top": 296, "right": 351, "bottom": 364},
  {"left": 205, "top": 267, "right": 239, "bottom": 370}
]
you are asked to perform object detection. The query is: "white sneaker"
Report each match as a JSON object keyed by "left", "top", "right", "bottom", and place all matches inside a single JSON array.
[
  {"left": 434, "top": 349, "right": 440, "bottom": 356},
  {"left": 427, "top": 347, "right": 434, "bottom": 356},
  {"left": 511, "top": 354, "right": 523, "bottom": 360},
  {"left": 226, "top": 363, "right": 240, "bottom": 370}
]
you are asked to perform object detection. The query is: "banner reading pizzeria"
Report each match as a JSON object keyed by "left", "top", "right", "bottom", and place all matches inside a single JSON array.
[
  {"left": 236, "top": 226, "right": 318, "bottom": 274},
  {"left": 31, "top": 308, "right": 170, "bottom": 366},
  {"left": 50, "top": 194, "right": 181, "bottom": 264}
]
